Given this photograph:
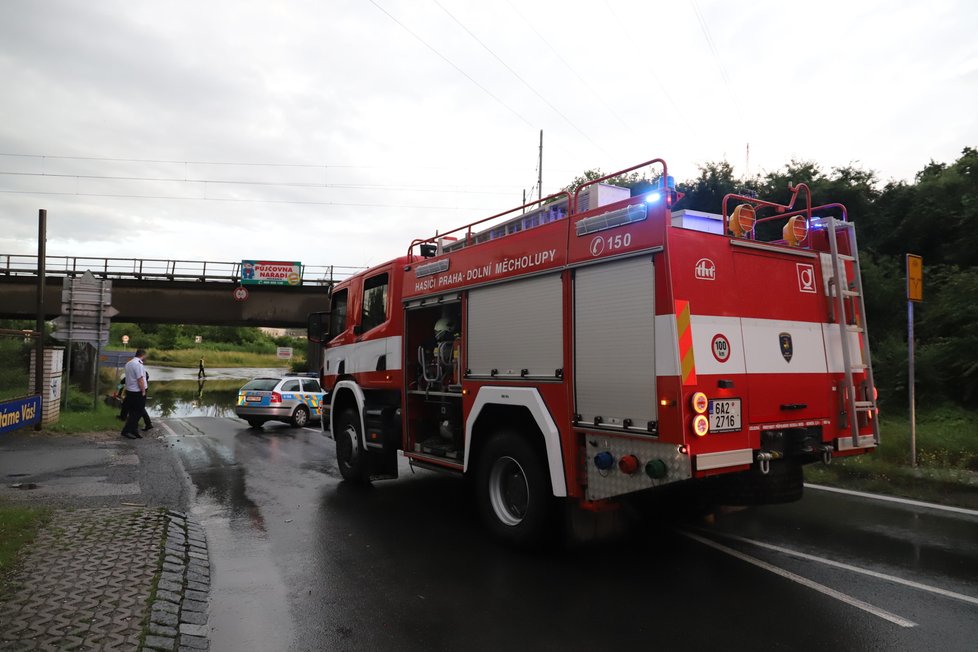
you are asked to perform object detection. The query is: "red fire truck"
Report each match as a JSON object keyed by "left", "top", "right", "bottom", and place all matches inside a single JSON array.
[{"left": 309, "top": 157, "right": 878, "bottom": 547}]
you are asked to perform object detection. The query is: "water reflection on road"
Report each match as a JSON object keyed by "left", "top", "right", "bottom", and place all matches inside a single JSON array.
[{"left": 142, "top": 366, "right": 289, "bottom": 420}]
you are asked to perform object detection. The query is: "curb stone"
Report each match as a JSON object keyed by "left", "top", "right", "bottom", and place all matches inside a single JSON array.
[{"left": 145, "top": 512, "right": 211, "bottom": 651}]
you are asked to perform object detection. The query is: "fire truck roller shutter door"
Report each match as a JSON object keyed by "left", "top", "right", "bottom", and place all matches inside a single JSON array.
[
  {"left": 467, "top": 273, "right": 562, "bottom": 379},
  {"left": 574, "top": 255, "right": 656, "bottom": 430}
]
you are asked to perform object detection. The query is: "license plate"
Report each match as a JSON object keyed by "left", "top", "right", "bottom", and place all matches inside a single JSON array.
[
  {"left": 245, "top": 396, "right": 262, "bottom": 403},
  {"left": 709, "top": 398, "right": 741, "bottom": 432}
]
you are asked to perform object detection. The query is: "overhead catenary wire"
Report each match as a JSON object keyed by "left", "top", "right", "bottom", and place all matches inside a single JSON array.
[
  {"left": 503, "top": 0, "right": 634, "bottom": 133},
  {"left": 0, "top": 170, "right": 520, "bottom": 195},
  {"left": 0, "top": 188, "right": 498, "bottom": 211},
  {"left": 431, "top": 0, "right": 607, "bottom": 157},
  {"left": 688, "top": 0, "right": 746, "bottom": 128},
  {"left": 0, "top": 151, "right": 581, "bottom": 176},
  {"left": 366, "top": 0, "right": 538, "bottom": 132},
  {"left": 599, "top": 0, "right": 692, "bottom": 132}
]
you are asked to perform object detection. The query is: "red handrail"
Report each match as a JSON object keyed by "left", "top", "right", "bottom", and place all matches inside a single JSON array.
[
  {"left": 407, "top": 191, "right": 573, "bottom": 259},
  {"left": 572, "top": 158, "right": 668, "bottom": 213}
]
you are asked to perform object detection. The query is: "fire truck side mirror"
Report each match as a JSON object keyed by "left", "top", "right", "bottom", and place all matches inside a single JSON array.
[{"left": 307, "top": 312, "right": 329, "bottom": 344}]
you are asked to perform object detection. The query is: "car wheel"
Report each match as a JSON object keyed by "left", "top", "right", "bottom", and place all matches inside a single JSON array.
[
  {"left": 476, "top": 431, "right": 553, "bottom": 548},
  {"left": 335, "top": 408, "right": 368, "bottom": 483},
  {"left": 247, "top": 418, "right": 265, "bottom": 429},
  {"left": 291, "top": 405, "right": 310, "bottom": 428}
]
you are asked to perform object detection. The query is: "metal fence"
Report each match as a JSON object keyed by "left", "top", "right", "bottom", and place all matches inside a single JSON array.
[{"left": 0, "top": 255, "right": 365, "bottom": 286}]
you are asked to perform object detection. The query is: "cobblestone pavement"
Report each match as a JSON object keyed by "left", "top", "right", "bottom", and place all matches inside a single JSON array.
[{"left": 0, "top": 508, "right": 210, "bottom": 651}]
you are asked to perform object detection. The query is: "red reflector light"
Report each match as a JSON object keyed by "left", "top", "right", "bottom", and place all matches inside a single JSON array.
[
  {"left": 618, "top": 455, "right": 640, "bottom": 475},
  {"left": 270, "top": 392, "right": 282, "bottom": 404}
]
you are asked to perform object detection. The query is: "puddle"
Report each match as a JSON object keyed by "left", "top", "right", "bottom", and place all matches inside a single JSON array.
[{"left": 130, "top": 366, "right": 293, "bottom": 419}]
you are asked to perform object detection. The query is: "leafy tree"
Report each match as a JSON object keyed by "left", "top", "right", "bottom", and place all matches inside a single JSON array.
[
  {"left": 915, "top": 266, "right": 978, "bottom": 404},
  {"left": 158, "top": 324, "right": 182, "bottom": 349},
  {"left": 675, "top": 160, "right": 746, "bottom": 214}
]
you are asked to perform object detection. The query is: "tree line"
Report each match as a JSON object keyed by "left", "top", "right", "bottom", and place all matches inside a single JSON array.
[{"left": 108, "top": 323, "right": 302, "bottom": 354}]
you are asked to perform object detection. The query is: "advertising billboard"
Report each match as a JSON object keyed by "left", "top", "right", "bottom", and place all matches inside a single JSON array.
[{"left": 241, "top": 260, "right": 302, "bottom": 286}]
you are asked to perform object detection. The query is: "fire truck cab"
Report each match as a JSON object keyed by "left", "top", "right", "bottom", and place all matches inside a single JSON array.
[{"left": 310, "top": 157, "right": 878, "bottom": 547}]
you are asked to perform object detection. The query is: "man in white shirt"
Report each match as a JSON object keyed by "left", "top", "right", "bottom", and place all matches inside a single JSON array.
[{"left": 121, "top": 349, "right": 148, "bottom": 439}]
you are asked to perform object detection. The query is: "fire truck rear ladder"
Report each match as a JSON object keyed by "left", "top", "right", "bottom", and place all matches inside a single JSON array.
[{"left": 826, "top": 217, "right": 880, "bottom": 448}]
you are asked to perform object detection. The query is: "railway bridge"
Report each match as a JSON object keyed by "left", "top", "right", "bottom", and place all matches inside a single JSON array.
[{"left": 0, "top": 255, "right": 361, "bottom": 328}]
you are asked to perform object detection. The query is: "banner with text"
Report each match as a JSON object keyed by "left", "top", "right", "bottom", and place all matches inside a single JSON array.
[
  {"left": 241, "top": 260, "right": 302, "bottom": 286},
  {"left": 0, "top": 395, "right": 42, "bottom": 435}
]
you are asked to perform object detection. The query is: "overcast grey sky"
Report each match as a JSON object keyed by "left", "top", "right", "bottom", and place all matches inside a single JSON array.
[{"left": 1, "top": 0, "right": 975, "bottom": 270}]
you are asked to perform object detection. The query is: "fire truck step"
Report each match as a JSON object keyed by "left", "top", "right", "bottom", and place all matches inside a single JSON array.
[{"left": 418, "top": 437, "right": 461, "bottom": 460}]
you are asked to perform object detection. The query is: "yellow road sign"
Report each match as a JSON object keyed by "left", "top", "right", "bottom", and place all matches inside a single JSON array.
[{"left": 907, "top": 254, "right": 923, "bottom": 302}]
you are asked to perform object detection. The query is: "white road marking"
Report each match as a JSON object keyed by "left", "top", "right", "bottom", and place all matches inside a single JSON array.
[
  {"left": 159, "top": 422, "right": 178, "bottom": 437},
  {"left": 680, "top": 531, "right": 917, "bottom": 628},
  {"left": 806, "top": 483, "right": 978, "bottom": 518},
  {"left": 702, "top": 529, "right": 978, "bottom": 608}
]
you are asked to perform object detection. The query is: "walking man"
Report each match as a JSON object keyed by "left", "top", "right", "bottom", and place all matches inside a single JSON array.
[{"left": 121, "top": 349, "right": 148, "bottom": 439}]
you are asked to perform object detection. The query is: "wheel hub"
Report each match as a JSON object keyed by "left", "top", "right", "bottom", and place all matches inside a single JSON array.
[{"left": 489, "top": 456, "right": 528, "bottom": 526}]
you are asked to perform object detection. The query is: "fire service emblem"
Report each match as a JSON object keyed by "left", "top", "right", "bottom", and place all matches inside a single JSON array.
[{"left": 779, "top": 332, "right": 793, "bottom": 363}]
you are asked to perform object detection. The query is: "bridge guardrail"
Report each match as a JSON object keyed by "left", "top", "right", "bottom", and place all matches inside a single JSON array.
[{"left": 0, "top": 255, "right": 364, "bottom": 286}]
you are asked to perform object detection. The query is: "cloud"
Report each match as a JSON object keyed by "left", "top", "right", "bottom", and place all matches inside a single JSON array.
[{"left": 0, "top": 0, "right": 976, "bottom": 269}]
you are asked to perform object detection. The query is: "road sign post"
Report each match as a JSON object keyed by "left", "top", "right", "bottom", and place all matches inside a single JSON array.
[
  {"left": 52, "top": 271, "right": 116, "bottom": 411},
  {"left": 907, "top": 254, "right": 923, "bottom": 468}
]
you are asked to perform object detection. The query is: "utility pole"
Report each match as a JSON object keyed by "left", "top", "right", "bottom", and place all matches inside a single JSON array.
[
  {"left": 537, "top": 130, "right": 543, "bottom": 202},
  {"left": 34, "top": 209, "right": 46, "bottom": 430}
]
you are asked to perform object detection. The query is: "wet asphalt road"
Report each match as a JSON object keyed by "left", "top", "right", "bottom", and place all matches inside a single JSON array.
[{"left": 161, "top": 416, "right": 978, "bottom": 652}]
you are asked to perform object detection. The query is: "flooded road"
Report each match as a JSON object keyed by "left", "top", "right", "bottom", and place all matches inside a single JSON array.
[{"left": 142, "top": 366, "right": 289, "bottom": 420}]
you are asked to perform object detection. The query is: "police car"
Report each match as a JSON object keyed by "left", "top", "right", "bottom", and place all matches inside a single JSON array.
[{"left": 234, "top": 375, "right": 324, "bottom": 428}]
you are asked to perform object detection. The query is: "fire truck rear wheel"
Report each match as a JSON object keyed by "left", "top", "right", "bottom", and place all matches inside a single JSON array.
[
  {"left": 477, "top": 431, "right": 552, "bottom": 548},
  {"left": 335, "top": 408, "right": 368, "bottom": 483}
]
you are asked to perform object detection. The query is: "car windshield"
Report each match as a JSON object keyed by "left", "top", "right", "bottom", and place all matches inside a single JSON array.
[{"left": 241, "top": 379, "right": 279, "bottom": 391}]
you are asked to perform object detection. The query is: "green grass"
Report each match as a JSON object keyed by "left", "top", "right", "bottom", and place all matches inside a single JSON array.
[
  {"left": 46, "top": 394, "right": 122, "bottom": 434},
  {"left": 0, "top": 336, "right": 31, "bottom": 401},
  {"left": 805, "top": 404, "right": 978, "bottom": 508},
  {"left": 0, "top": 503, "right": 50, "bottom": 587},
  {"left": 0, "top": 361, "right": 29, "bottom": 401}
]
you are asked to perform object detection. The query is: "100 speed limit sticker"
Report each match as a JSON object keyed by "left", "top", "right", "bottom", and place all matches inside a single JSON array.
[{"left": 711, "top": 334, "right": 730, "bottom": 363}]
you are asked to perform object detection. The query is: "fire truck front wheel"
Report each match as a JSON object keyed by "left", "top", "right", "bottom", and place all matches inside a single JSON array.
[
  {"left": 335, "top": 408, "right": 368, "bottom": 483},
  {"left": 476, "top": 431, "right": 552, "bottom": 548}
]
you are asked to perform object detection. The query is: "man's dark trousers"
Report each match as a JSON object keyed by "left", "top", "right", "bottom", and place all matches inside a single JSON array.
[{"left": 121, "top": 392, "right": 146, "bottom": 437}]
